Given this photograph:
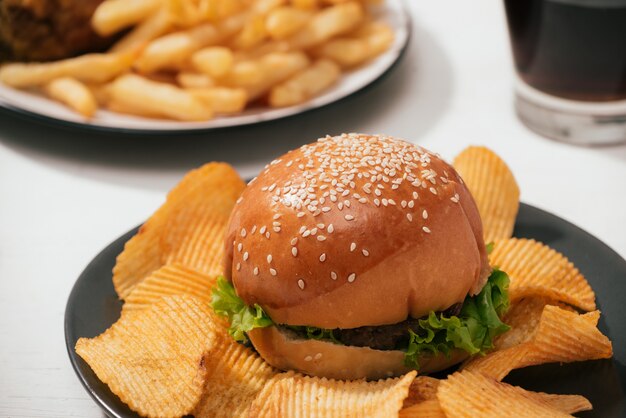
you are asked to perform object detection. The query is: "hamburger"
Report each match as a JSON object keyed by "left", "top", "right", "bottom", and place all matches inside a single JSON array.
[{"left": 212, "top": 133, "right": 510, "bottom": 380}]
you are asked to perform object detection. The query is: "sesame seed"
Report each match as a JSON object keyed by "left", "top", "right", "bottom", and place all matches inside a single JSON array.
[
  {"left": 331, "top": 271, "right": 337, "bottom": 280},
  {"left": 303, "top": 230, "right": 311, "bottom": 237},
  {"left": 304, "top": 355, "right": 313, "bottom": 362},
  {"left": 362, "top": 249, "right": 369, "bottom": 257},
  {"left": 407, "top": 213, "right": 413, "bottom": 222},
  {"left": 429, "top": 187, "right": 438, "bottom": 195},
  {"left": 327, "top": 224, "right": 334, "bottom": 233},
  {"left": 237, "top": 243, "right": 243, "bottom": 252},
  {"left": 292, "top": 247, "right": 298, "bottom": 257},
  {"left": 348, "top": 273, "right": 356, "bottom": 283},
  {"left": 250, "top": 225, "right": 257, "bottom": 234},
  {"left": 260, "top": 226, "right": 267, "bottom": 234},
  {"left": 297, "top": 212, "right": 305, "bottom": 218},
  {"left": 236, "top": 263, "right": 241, "bottom": 271},
  {"left": 422, "top": 209, "right": 428, "bottom": 219},
  {"left": 240, "top": 228, "right": 247, "bottom": 237},
  {"left": 243, "top": 252, "right": 249, "bottom": 261},
  {"left": 350, "top": 242, "right": 356, "bottom": 252},
  {"left": 291, "top": 237, "right": 298, "bottom": 246},
  {"left": 317, "top": 235, "right": 326, "bottom": 241},
  {"left": 267, "top": 255, "right": 273, "bottom": 263},
  {"left": 423, "top": 226, "right": 431, "bottom": 233},
  {"left": 314, "top": 353, "right": 322, "bottom": 360},
  {"left": 345, "top": 214, "right": 355, "bottom": 221},
  {"left": 253, "top": 267, "right": 259, "bottom": 275},
  {"left": 273, "top": 213, "right": 281, "bottom": 220},
  {"left": 322, "top": 206, "right": 330, "bottom": 212},
  {"left": 320, "top": 253, "right": 326, "bottom": 262},
  {"left": 299, "top": 226, "right": 307, "bottom": 234},
  {"left": 265, "top": 232, "right": 270, "bottom": 239},
  {"left": 298, "top": 279, "right": 305, "bottom": 290},
  {"left": 408, "top": 200, "right": 415, "bottom": 208},
  {"left": 270, "top": 268, "right": 277, "bottom": 276}
]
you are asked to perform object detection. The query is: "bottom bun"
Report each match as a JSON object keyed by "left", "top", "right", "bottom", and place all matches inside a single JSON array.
[{"left": 248, "top": 326, "right": 469, "bottom": 380}]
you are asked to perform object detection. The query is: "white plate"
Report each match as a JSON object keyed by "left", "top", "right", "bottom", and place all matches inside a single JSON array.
[{"left": 0, "top": 0, "right": 410, "bottom": 134}]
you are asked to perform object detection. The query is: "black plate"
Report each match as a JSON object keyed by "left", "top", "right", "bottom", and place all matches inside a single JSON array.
[{"left": 65, "top": 203, "right": 626, "bottom": 418}]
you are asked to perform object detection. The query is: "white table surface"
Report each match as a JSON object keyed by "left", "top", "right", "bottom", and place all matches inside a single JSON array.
[{"left": 1, "top": 2, "right": 625, "bottom": 417}]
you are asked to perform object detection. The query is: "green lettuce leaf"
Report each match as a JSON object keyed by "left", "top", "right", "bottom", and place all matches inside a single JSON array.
[
  {"left": 210, "top": 277, "right": 272, "bottom": 343},
  {"left": 404, "top": 269, "right": 510, "bottom": 369}
]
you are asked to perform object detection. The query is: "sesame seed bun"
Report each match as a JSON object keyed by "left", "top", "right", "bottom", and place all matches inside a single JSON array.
[
  {"left": 248, "top": 326, "right": 469, "bottom": 380},
  {"left": 224, "top": 133, "right": 490, "bottom": 330}
]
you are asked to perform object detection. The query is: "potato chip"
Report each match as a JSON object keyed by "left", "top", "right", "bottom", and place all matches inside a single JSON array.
[
  {"left": 399, "top": 399, "right": 446, "bottom": 418},
  {"left": 438, "top": 370, "right": 582, "bottom": 417},
  {"left": 113, "top": 163, "right": 245, "bottom": 299},
  {"left": 75, "top": 295, "right": 218, "bottom": 418},
  {"left": 525, "top": 392, "right": 592, "bottom": 415},
  {"left": 464, "top": 304, "right": 612, "bottom": 380},
  {"left": 403, "top": 376, "right": 440, "bottom": 408},
  {"left": 193, "top": 336, "right": 276, "bottom": 418},
  {"left": 453, "top": 146, "right": 519, "bottom": 242},
  {"left": 490, "top": 238, "right": 596, "bottom": 311},
  {"left": 248, "top": 370, "right": 417, "bottom": 418},
  {"left": 121, "top": 264, "right": 225, "bottom": 330}
]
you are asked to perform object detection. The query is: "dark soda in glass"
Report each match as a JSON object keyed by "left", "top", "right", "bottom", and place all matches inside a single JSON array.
[{"left": 504, "top": 0, "right": 626, "bottom": 102}]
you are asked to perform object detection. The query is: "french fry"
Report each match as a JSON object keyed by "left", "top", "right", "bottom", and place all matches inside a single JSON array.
[
  {"left": 189, "top": 87, "right": 248, "bottom": 113},
  {"left": 266, "top": 7, "right": 313, "bottom": 40},
  {"left": 0, "top": 53, "right": 133, "bottom": 88},
  {"left": 107, "top": 100, "right": 162, "bottom": 118},
  {"left": 232, "top": 15, "right": 269, "bottom": 50},
  {"left": 92, "top": 0, "right": 161, "bottom": 36},
  {"left": 43, "top": 77, "right": 98, "bottom": 118},
  {"left": 287, "top": 2, "right": 364, "bottom": 49},
  {"left": 314, "top": 22, "right": 394, "bottom": 68},
  {"left": 177, "top": 72, "right": 216, "bottom": 88},
  {"left": 109, "top": 74, "right": 213, "bottom": 121},
  {"left": 110, "top": 8, "right": 173, "bottom": 53},
  {"left": 192, "top": 47, "right": 235, "bottom": 78},
  {"left": 291, "top": 0, "right": 319, "bottom": 9},
  {"left": 135, "top": 24, "right": 221, "bottom": 73},
  {"left": 226, "top": 52, "right": 310, "bottom": 100},
  {"left": 269, "top": 58, "right": 339, "bottom": 106}
]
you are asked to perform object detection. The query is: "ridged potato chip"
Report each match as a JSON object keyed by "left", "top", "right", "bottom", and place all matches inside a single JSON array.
[
  {"left": 464, "top": 304, "right": 612, "bottom": 380},
  {"left": 403, "top": 376, "right": 440, "bottom": 408},
  {"left": 122, "top": 263, "right": 217, "bottom": 312},
  {"left": 248, "top": 370, "right": 416, "bottom": 418},
  {"left": 525, "top": 392, "right": 592, "bottom": 415},
  {"left": 75, "top": 295, "right": 219, "bottom": 418},
  {"left": 438, "top": 370, "right": 583, "bottom": 418},
  {"left": 113, "top": 162, "right": 245, "bottom": 299},
  {"left": 490, "top": 238, "right": 596, "bottom": 311},
  {"left": 400, "top": 399, "right": 446, "bottom": 418},
  {"left": 453, "top": 146, "right": 519, "bottom": 243},
  {"left": 193, "top": 336, "right": 276, "bottom": 418}
]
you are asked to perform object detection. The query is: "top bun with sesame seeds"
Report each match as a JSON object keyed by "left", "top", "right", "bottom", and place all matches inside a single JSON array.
[{"left": 222, "top": 133, "right": 491, "bottom": 379}]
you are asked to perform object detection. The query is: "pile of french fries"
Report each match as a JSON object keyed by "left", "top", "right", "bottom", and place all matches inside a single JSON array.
[{"left": 0, "top": 0, "right": 393, "bottom": 121}]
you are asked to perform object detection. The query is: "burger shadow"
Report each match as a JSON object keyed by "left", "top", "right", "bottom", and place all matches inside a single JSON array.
[{"left": 0, "top": 22, "right": 453, "bottom": 191}]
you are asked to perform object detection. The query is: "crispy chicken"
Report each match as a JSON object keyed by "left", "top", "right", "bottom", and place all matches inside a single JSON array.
[{"left": 0, "top": 0, "right": 117, "bottom": 62}]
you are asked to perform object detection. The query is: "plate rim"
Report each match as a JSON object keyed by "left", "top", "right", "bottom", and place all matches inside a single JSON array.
[
  {"left": 64, "top": 202, "right": 626, "bottom": 418},
  {"left": 0, "top": 1, "right": 412, "bottom": 136}
]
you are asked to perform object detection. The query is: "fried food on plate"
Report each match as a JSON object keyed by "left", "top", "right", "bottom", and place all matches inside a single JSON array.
[{"left": 0, "top": 0, "right": 396, "bottom": 120}]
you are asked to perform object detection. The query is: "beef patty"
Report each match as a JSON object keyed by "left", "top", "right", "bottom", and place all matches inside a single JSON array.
[{"left": 280, "top": 303, "right": 464, "bottom": 351}]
